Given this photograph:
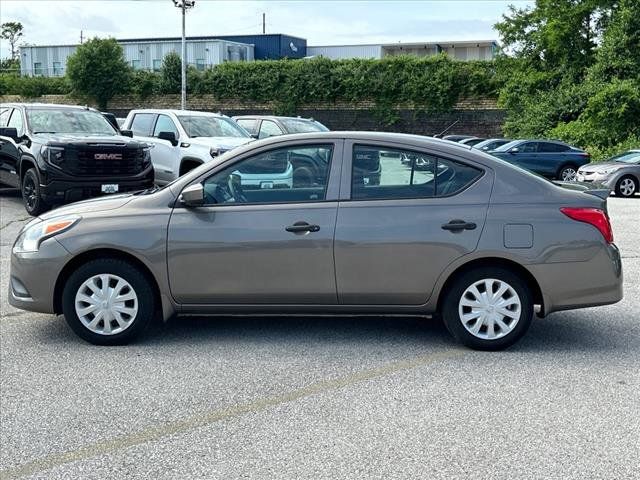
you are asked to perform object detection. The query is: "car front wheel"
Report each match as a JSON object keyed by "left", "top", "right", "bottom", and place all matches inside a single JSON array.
[
  {"left": 615, "top": 176, "right": 638, "bottom": 197},
  {"left": 62, "top": 258, "right": 156, "bottom": 345},
  {"left": 442, "top": 267, "right": 534, "bottom": 350}
]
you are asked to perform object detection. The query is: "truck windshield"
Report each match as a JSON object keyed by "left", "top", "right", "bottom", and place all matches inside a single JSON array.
[
  {"left": 26, "top": 108, "right": 118, "bottom": 135},
  {"left": 178, "top": 115, "right": 250, "bottom": 138}
]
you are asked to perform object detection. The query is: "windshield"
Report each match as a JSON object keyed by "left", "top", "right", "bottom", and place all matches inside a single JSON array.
[
  {"left": 492, "top": 140, "right": 521, "bottom": 152},
  {"left": 177, "top": 115, "right": 250, "bottom": 138},
  {"left": 26, "top": 108, "right": 118, "bottom": 135},
  {"left": 280, "top": 118, "right": 329, "bottom": 133},
  {"left": 610, "top": 151, "right": 640, "bottom": 164}
]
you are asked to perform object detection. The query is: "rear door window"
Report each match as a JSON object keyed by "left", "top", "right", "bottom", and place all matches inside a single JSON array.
[
  {"left": 539, "top": 142, "right": 569, "bottom": 153},
  {"left": 130, "top": 113, "right": 156, "bottom": 136},
  {"left": 351, "top": 145, "right": 482, "bottom": 200}
]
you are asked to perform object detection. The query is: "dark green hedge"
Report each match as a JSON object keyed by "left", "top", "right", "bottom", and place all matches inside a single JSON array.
[{"left": 1, "top": 55, "right": 498, "bottom": 117}]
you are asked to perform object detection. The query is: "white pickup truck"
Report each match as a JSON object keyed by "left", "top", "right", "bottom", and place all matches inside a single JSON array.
[{"left": 122, "top": 109, "right": 292, "bottom": 188}]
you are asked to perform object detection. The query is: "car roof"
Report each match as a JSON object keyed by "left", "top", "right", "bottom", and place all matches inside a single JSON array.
[
  {"left": 129, "top": 109, "right": 226, "bottom": 117},
  {"left": 233, "top": 115, "right": 317, "bottom": 122},
  {"left": 0, "top": 103, "right": 99, "bottom": 112}
]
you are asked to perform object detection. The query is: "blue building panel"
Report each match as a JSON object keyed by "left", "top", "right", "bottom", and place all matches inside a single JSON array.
[{"left": 209, "top": 34, "right": 306, "bottom": 60}]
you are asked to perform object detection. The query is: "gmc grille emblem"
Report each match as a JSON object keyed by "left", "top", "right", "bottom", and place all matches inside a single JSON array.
[{"left": 94, "top": 153, "right": 123, "bottom": 160}]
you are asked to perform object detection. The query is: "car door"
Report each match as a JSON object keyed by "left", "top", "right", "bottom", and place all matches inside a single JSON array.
[
  {"left": 334, "top": 141, "right": 492, "bottom": 305},
  {"left": 167, "top": 140, "right": 344, "bottom": 304},
  {"left": 149, "top": 114, "right": 183, "bottom": 184},
  {"left": 510, "top": 141, "right": 542, "bottom": 173},
  {"left": 537, "top": 141, "right": 570, "bottom": 177},
  {"left": 0, "top": 108, "right": 22, "bottom": 187}
]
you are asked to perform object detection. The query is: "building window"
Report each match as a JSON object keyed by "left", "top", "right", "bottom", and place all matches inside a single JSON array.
[
  {"left": 131, "top": 60, "right": 141, "bottom": 70},
  {"left": 196, "top": 58, "right": 205, "bottom": 71},
  {"left": 33, "top": 62, "right": 43, "bottom": 76},
  {"left": 52, "top": 62, "right": 63, "bottom": 76},
  {"left": 153, "top": 59, "right": 162, "bottom": 72}
]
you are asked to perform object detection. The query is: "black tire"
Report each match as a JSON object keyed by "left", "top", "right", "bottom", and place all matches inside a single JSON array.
[
  {"left": 62, "top": 258, "right": 156, "bottom": 345},
  {"left": 557, "top": 164, "right": 578, "bottom": 182},
  {"left": 21, "top": 168, "right": 49, "bottom": 216},
  {"left": 293, "top": 165, "right": 315, "bottom": 187},
  {"left": 441, "top": 267, "right": 534, "bottom": 351},
  {"left": 614, "top": 175, "right": 638, "bottom": 198}
]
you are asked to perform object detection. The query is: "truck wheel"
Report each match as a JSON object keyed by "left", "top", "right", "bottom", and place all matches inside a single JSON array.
[
  {"left": 442, "top": 267, "right": 534, "bottom": 351},
  {"left": 62, "top": 258, "right": 156, "bottom": 345},
  {"left": 21, "top": 168, "right": 49, "bottom": 216}
]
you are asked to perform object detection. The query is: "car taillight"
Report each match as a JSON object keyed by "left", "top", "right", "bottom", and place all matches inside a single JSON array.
[{"left": 560, "top": 207, "right": 613, "bottom": 243}]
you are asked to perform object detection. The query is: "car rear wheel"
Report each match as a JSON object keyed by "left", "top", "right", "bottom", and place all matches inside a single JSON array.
[
  {"left": 442, "top": 267, "right": 534, "bottom": 350},
  {"left": 62, "top": 258, "right": 156, "bottom": 345},
  {"left": 615, "top": 176, "right": 638, "bottom": 197},
  {"left": 21, "top": 168, "right": 49, "bottom": 216},
  {"left": 558, "top": 164, "right": 578, "bottom": 182}
]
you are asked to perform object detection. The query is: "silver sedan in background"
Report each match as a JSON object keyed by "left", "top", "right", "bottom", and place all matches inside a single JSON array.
[
  {"left": 9, "top": 132, "right": 623, "bottom": 350},
  {"left": 577, "top": 150, "right": 640, "bottom": 197}
]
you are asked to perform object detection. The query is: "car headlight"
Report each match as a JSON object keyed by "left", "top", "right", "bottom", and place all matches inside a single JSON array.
[
  {"left": 13, "top": 215, "right": 80, "bottom": 253},
  {"left": 40, "top": 145, "right": 65, "bottom": 167},
  {"left": 142, "top": 147, "right": 152, "bottom": 167}
]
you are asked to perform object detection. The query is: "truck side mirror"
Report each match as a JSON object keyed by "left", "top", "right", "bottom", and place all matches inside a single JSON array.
[
  {"left": 158, "top": 131, "right": 178, "bottom": 146},
  {"left": 0, "top": 127, "right": 19, "bottom": 142},
  {"left": 120, "top": 129, "right": 133, "bottom": 138}
]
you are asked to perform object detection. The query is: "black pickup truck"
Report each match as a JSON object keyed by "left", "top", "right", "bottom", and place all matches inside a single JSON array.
[{"left": 0, "top": 103, "right": 154, "bottom": 215}]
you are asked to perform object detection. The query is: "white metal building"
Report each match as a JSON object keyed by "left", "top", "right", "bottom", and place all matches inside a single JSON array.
[
  {"left": 307, "top": 40, "right": 498, "bottom": 61},
  {"left": 20, "top": 38, "right": 254, "bottom": 77}
]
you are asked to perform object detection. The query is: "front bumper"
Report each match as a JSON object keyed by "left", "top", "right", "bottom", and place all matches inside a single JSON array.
[
  {"left": 40, "top": 167, "right": 154, "bottom": 205},
  {"left": 8, "top": 238, "right": 71, "bottom": 314}
]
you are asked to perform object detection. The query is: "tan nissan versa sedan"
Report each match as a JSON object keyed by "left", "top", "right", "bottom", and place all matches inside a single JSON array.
[{"left": 9, "top": 132, "right": 623, "bottom": 350}]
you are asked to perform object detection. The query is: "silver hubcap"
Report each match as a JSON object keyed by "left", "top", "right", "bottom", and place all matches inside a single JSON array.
[
  {"left": 458, "top": 278, "right": 521, "bottom": 340},
  {"left": 561, "top": 168, "right": 577, "bottom": 181},
  {"left": 620, "top": 178, "right": 636, "bottom": 196},
  {"left": 75, "top": 274, "right": 138, "bottom": 336}
]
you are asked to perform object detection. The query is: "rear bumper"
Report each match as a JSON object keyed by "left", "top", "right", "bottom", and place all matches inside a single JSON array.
[
  {"left": 40, "top": 167, "right": 154, "bottom": 205},
  {"left": 529, "top": 243, "right": 623, "bottom": 315}
]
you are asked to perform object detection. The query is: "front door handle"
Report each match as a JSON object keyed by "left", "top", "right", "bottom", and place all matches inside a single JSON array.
[
  {"left": 285, "top": 221, "right": 320, "bottom": 233},
  {"left": 441, "top": 219, "right": 477, "bottom": 231}
]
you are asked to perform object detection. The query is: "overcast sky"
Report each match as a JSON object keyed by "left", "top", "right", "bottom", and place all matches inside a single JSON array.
[{"left": 0, "top": 0, "right": 532, "bottom": 57}]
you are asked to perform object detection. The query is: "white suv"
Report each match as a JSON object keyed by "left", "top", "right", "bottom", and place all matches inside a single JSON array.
[{"left": 123, "top": 109, "right": 292, "bottom": 188}]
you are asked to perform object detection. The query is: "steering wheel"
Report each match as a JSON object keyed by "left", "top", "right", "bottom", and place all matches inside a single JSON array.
[{"left": 227, "top": 174, "right": 248, "bottom": 203}]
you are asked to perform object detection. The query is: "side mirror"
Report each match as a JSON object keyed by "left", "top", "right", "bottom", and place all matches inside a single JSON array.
[
  {"left": 510, "top": 147, "right": 519, "bottom": 154},
  {"left": 120, "top": 129, "right": 133, "bottom": 138},
  {"left": 158, "top": 131, "right": 178, "bottom": 146},
  {"left": 0, "top": 127, "right": 19, "bottom": 141},
  {"left": 249, "top": 133, "right": 259, "bottom": 140},
  {"left": 180, "top": 183, "right": 204, "bottom": 207}
]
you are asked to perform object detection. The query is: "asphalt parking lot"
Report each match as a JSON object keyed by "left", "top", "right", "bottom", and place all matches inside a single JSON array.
[{"left": 1, "top": 188, "right": 639, "bottom": 480}]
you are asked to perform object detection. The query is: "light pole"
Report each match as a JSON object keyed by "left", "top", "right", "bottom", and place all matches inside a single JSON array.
[{"left": 173, "top": 0, "right": 195, "bottom": 110}]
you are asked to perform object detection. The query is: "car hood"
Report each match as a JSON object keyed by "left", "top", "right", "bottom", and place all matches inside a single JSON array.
[
  {"left": 38, "top": 193, "right": 137, "bottom": 220},
  {"left": 188, "top": 136, "right": 253, "bottom": 150},
  {"left": 32, "top": 133, "right": 145, "bottom": 147},
  {"left": 581, "top": 161, "right": 640, "bottom": 173}
]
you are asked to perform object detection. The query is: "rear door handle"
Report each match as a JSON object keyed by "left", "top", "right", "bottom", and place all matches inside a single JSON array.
[
  {"left": 285, "top": 221, "right": 320, "bottom": 233},
  {"left": 441, "top": 219, "right": 477, "bottom": 231}
]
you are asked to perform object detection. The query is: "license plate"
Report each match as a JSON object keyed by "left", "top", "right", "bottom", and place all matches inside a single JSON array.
[
  {"left": 101, "top": 184, "right": 119, "bottom": 194},
  {"left": 260, "top": 181, "right": 274, "bottom": 189}
]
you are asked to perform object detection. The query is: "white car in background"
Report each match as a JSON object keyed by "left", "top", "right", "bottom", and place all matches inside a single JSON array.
[{"left": 122, "top": 109, "right": 286, "bottom": 186}]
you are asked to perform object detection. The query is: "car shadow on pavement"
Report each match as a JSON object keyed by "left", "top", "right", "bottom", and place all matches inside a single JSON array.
[{"left": 31, "top": 311, "right": 632, "bottom": 354}]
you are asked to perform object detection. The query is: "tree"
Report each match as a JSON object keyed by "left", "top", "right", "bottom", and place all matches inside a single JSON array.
[
  {"left": 160, "top": 51, "right": 182, "bottom": 94},
  {"left": 1, "top": 21, "right": 24, "bottom": 60},
  {"left": 65, "top": 38, "right": 132, "bottom": 110}
]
